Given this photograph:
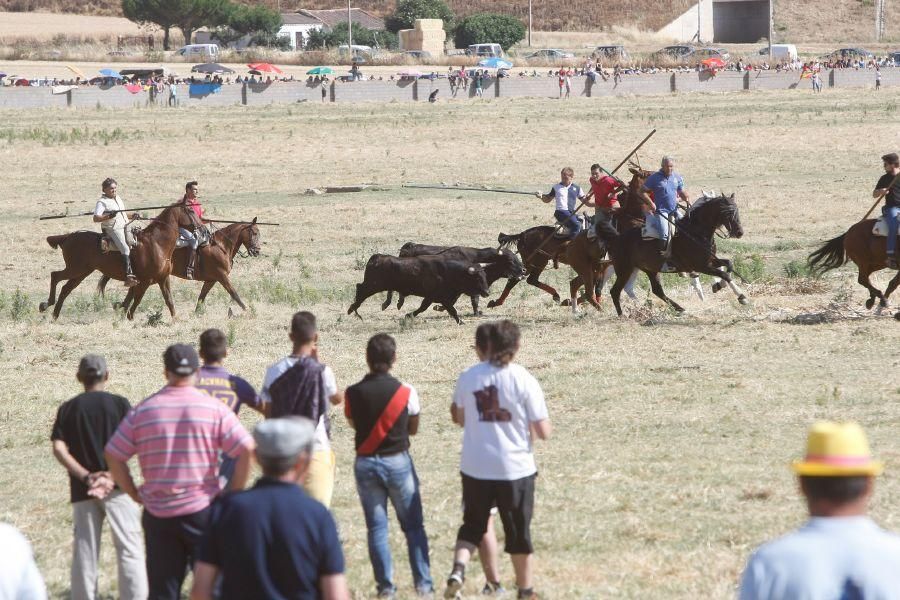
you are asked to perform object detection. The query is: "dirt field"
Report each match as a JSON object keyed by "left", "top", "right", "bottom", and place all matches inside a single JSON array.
[{"left": 1, "top": 88, "right": 899, "bottom": 598}]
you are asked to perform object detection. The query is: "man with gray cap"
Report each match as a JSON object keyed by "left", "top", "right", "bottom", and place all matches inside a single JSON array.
[
  {"left": 106, "top": 344, "right": 253, "bottom": 600},
  {"left": 191, "top": 417, "right": 349, "bottom": 600},
  {"left": 51, "top": 354, "right": 147, "bottom": 600}
]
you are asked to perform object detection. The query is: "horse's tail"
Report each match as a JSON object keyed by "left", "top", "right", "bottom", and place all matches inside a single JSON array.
[
  {"left": 46, "top": 234, "right": 69, "bottom": 249},
  {"left": 807, "top": 233, "right": 847, "bottom": 275},
  {"left": 497, "top": 232, "right": 520, "bottom": 251}
]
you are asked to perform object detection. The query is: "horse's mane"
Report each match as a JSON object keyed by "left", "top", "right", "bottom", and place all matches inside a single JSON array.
[{"left": 682, "top": 193, "right": 737, "bottom": 230}]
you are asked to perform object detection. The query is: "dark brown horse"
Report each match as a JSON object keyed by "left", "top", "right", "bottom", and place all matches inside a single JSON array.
[
  {"left": 597, "top": 193, "right": 747, "bottom": 315},
  {"left": 40, "top": 203, "right": 200, "bottom": 320},
  {"left": 808, "top": 219, "right": 900, "bottom": 315},
  {"left": 97, "top": 219, "right": 261, "bottom": 313}
]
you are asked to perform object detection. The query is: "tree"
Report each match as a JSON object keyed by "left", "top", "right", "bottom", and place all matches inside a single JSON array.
[
  {"left": 453, "top": 13, "right": 525, "bottom": 51},
  {"left": 122, "top": 0, "right": 176, "bottom": 50},
  {"left": 121, "top": 0, "right": 232, "bottom": 48},
  {"left": 386, "top": 0, "right": 454, "bottom": 34},
  {"left": 317, "top": 22, "right": 398, "bottom": 50},
  {"left": 213, "top": 3, "right": 282, "bottom": 48}
]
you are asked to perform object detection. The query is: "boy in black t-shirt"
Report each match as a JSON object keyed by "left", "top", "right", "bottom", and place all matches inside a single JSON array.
[
  {"left": 50, "top": 354, "right": 147, "bottom": 600},
  {"left": 875, "top": 152, "right": 900, "bottom": 268}
]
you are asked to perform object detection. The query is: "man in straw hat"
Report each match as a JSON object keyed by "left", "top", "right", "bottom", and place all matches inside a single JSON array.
[
  {"left": 739, "top": 421, "right": 900, "bottom": 599},
  {"left": 191, "top": 417, "right": 349, "bottom": 600}
]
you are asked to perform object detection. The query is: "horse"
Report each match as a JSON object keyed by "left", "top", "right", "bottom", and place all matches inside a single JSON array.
[
  {"left": 807, "top": 218, "right": 900, "bottom": 314},
  {"left": 597, "top": 193, "right": 747, "bottom": 316},
  {"left": 97, "top": 219, "right": 261, "bottom": 314},
  {"left": 40, "top": 203, "right": 201, "bottom": 320}
]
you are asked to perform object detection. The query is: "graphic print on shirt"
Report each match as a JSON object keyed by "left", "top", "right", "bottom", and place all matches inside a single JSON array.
[
  {"left": 196, "top": 374, "right": 239, "bottom": 410},
  {"left": 474, "top": 385, "right": 511, "bottom": 422}
]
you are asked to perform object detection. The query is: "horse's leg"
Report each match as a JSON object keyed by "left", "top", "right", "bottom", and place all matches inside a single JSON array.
[
  {"left": 568, "top": 275, "right": 582, "bottom": 313},
  {"left": 158, "top": 278, "right": 177, "bottom": 319},
  {"left": 487, "top": 278, "right": 519, "bottom": 308},
  {"left": 525, "top": 265, "right": 561, "bottom": 303},
  {"left": 118, "top": 288, "right": 135, "bottom": 313},
  {"left": 609, "top": 265, "right": 629, "bottom": 316},
  {"left": 624, "top": 269, "right": 639, "bottom": 300},
  {"left": 196, "top": 281, "right": 215, "bottom": 312},
  {"left": 698, "top": 269, "right": 748, "bottom": 305},
  {"left": 689, "top": 273, "right": 706, "bottom": 301},
  {"left": 218, "top": 277, "right": 247, "bottom": 311},
  {"left": 51, "top": 274, "right": 88, "bottom": 320},
  {"left": 883, "top": 270, "right": 900, "bottom": 305},
  {"left": 857, "top": 268, "right": 884, "bottom": 310},
  {"left": 96, "top": 274, "right": 110, "bottom": 298},
  {"left": 40, "top": 269, "right": 69, "bottom": 312},
  {"left": 126, "top": 283, "right": 151, "bottom": 321},
  {"left": 647, "top": 272, "right": 685, "bottom": 313},
  {"left": 381, "top": 290, "right": 393, "bottom": 311}
]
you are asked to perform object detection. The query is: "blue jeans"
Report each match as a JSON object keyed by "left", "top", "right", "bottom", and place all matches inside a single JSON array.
[
  {"left": 884, "top": 205, "right": 899, "bottom": 255},
  {"left": 554, "top": 209, "right": 582, "bottom": 240},
  {"left": 354, "top": 452, "right": 432, "bottom": 594}
]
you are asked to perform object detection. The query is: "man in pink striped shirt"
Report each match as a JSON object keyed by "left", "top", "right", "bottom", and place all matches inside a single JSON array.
[{"left": 105, "top": 344, "right": 253, "bottom": 600}]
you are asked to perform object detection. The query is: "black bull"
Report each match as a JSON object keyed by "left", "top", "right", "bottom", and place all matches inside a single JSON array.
[
  {"left": 347, "top": 254, "right": 491, "bottom": 324},
  {"left": 380, "top": 243, "right": 527, "bottom": 315}
]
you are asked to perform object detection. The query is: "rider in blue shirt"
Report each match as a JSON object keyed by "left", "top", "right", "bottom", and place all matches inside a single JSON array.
[{"left": 640, "top": 156, "right": 689, "bottom": 262}]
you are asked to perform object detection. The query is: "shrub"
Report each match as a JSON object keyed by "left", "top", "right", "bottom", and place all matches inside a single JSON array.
[
  {"left": 783, "top": 259, "right": 814, "bottom": 279},
  {"left": 386, "top": 0, "right": 455, "bottom": 33},
  {"left": 732, "top": 253, "right": 767, "bottom": 283},
  {"left": 10, "top": 289, "right": 31, "bottom": 322},
  {"left": 453, "top": 13, "right": 525, "bottom": 51}
]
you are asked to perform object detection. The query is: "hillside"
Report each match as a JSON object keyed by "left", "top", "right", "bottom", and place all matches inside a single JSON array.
[{"left": 0, "top": 0, "right": 896, "bottom": 42}]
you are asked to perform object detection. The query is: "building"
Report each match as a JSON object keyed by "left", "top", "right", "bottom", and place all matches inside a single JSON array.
[
  {"left": 277, "top": 8, "right": 386, "bottom": 50},
  {"left": 278, "top": 12, "right": 325, "bottom": 50},
  {"left": 658, "top": 0, "right": 771, "bottom": 43}
]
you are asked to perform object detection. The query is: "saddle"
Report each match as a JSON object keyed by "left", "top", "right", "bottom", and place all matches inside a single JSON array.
[
  {"left": 99, "top": 226, "right": 141, "bottom": 254},
  {"left": 175, "top": 226, "right": 212, "bottom": 249},
  {"left": 872, "top": 215, "right": 900, "bottom": 237}
]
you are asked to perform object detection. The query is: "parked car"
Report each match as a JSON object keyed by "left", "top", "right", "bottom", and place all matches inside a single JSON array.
[
  {"left": 693, "top": 47, "right": 731, "bottom": 62},
  {"left": 401, "top": 50, "right": 432, "bottom": 59},
  {"left": 890, "top": 51, "right": 900, "bottom": 66},
  {"left": 176, "top": 44, "right": 219, "bottom": 60},
  {"left": 525, "top": 49, "right": 575, "bottom": 60},
  {"left": 827, "top": 47, "right": 873, "bottom": 60},
  {"left": 466, "top": 43, "right": 505, "bottom": 58},
  {"left": 593, "top": 45, "right": 628, "bottom": 60},
  {"left": 652, "top": 45, "right": 695, "bottom": 62},
  {"left": 757, "top": 44, "right": 798, "bottom": 61}
]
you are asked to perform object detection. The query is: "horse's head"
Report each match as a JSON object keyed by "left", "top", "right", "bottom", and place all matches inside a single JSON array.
[
  {"left": 154, "top": 202, "right": 201, "bottom": 231},
  {"left": 627, "top": 166, "right": 652, "bottom": 191},
  {"left": 689, "top": 193, "right": 743, "bottom": 239},
  {"left": 242, "top": 217, "right": 261, "bottom": 257}
]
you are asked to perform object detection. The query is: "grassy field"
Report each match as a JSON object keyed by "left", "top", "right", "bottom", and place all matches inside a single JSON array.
[{"left": 1, "top": 88, "right": 899, "bottom": 598}]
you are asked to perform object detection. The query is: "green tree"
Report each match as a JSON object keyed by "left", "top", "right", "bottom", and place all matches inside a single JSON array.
[
  {"left": 320, "top": 22, "right": 398, "bottom": 50},
  {"left": 213, "top": 3, "right": 282, "bottom": 48},
  {"left": 122, "top": 0, "right": 232, "bottom": 47},
  {"left": 453, "top": 13, "right": 525, "bottom": 51},
  {"left": 122, "top": 0, "right": 176, "bottom": 50},
  {"left": 386, "top": 0, "right": 454, "bottom": 34}
]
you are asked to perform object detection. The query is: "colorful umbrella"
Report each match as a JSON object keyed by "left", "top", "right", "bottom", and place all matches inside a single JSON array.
[
  {"left": 478, "top": 57, "right": 513, "bottom": 69},
  {"left": 248, "top": 62, "right": 283, "bottom": 75},
  {"left": 192, "top": 63, "right": 234, "bottom": 74},
  {"left": 99, "top": 68, "right": 123, "bottom": 79},
  {"left": 306, "top": 66, "right": 334, "bottom": 75},
  {"left": 701, "top": 57, "right": 726, "bottom": 69}
]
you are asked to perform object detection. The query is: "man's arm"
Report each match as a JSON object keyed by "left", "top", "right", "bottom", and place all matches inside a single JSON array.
[
  {"left": 319, "top": 574, "right": 350, "bottom": 600},
  {"left": 407, "top": 414, "right": 420, "bottom": 436},
  {"left": 227, "top": 445, "right": 252, "bottom": 492},
  {"left": 52, "top": 439, "right": 91, "bottom": 483},
  {"left": 536, "top": 190, "right": 553, "bottom": 203},
  {"left": 329, "top": 389, "right": 345, "bottom": 406},
  {"left": 190, "top": 562, "right": 220, "bottom": 600},
  {"left": 639, "top": 188, "right": 656, "bottom": 211},
  {"left": 450, "top": 404, "right": 464, "bottom": 427},
  {"left": 104, "top": 453, "right": 141, "bottom": 504},
  {"left": 531, "top": 418, "right": 552, "bottom": 440}
]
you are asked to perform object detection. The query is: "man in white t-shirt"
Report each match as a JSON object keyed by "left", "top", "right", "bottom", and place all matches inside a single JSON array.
[
  {"left": 93, "top": 178, "right": 140, "bottom": 287},
  {"left": 261, "top": 311, "right": 344, "bottom": 507},
  {"left": 536, "top": 167, "right": 585, "bottom": 240},
  {"left": 0, "top": 523, "right": 47, "bottom": 600},
  {"left": 444, "top": 320, "right": 551, "bottom": 600}
]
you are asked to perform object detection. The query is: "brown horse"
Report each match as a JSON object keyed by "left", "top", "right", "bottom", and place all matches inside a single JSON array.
[
  {"left": 97, "top": 219, "right": 262, "bottom": 314},
  {"left": 40, "top": 203, "right": 200, "bottom": 320},
  {"left": 808, "top": 219, "right": 900, "bottom": 315}
]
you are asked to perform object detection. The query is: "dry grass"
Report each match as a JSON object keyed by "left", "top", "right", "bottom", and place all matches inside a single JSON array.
[{"left": 1, "top": 88, "right": 900, "bottom": 598}]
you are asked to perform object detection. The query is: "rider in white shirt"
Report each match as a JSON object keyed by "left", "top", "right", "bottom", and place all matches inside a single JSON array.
[{"left": 93, "top": 178, "right": 139, "bottom": 287}]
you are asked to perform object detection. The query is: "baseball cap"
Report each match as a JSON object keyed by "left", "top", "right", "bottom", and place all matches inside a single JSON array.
[
  {"left": 163, "top": 344, "right": 199, "bottom": 376},
  {"left": 254, "top": 417, "right": 316, "bottom": 460},
  {"left": 77, "top": 354, "right": 107, "bottom": 378}
]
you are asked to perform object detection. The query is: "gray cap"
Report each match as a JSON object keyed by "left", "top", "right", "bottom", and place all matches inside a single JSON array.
[
  {"left": 78, "top": 354, "right": 107, "bottom": 378},
  {"left": 253, "top": 417, "right": 316, "bottom": 460}
]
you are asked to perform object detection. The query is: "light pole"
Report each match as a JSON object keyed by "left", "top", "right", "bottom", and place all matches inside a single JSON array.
[
  {"left": 348, "top": 0, "right": 353, "bottom": 49},
  {"left": 528, "top": 0, "right": 533, "bottom": 47}
]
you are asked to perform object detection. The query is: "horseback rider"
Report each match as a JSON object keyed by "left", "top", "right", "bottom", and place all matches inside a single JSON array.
[
  {"left": 640, "top": 156, "right": 689, "bottom": 267},
  {"left": 583, "top": 163, "right": 624, "bottom": 245},
  {"left": 536, "top": 167, "right": 585, "bottom": 241},
  {"left": 177, "top": 180, "right": 208, "bottom": 279},
  {"left": 875, "top": 152, "right": 900, "bottom": 269},
  {"left": 92, "top": 178, "right": 140, "bottom": 287}
]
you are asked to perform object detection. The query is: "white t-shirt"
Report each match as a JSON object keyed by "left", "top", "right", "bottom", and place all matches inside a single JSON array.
[
  {"left": 552, "top": 183, "right": 582, "bottom": 212},
  {"left": 452, "top": 361, "right": 548, "bottom": 480},
  {"left": 260, "top": 356, "right": 338, "bottom": 452},
  {"left": 0, "top": 523, "right": 46, "bottom": 600}
]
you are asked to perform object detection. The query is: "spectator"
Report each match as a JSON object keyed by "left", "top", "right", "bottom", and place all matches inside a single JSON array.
[
  {"left": 105, "top": 343, "right": 254, "bottom": 600},
  {"left": 191, "top": 417, "right": 349, "bottom": 600},
  {"left": 739, "top": 421, "right": 900, "bottom": 599},
  {"left": 196, "top": 328, "right": 264, "bottom": 486},
  {"left": 261, "top": 311, "right": 344, "bottom": 507},
  {"left": 443, "top": 321, "right": 551, "bottom": 600},
  {"left": 0, "top": 523, "right": 47, "bottom": 599},
  {"left": 345, "top": 334, "right": 432, "bottom": 597},
  {"left": 50, "top": 354, "right": 147, "bottom": 600}
]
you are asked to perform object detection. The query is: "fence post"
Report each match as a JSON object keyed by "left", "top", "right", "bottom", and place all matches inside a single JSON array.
[
  {"left": 743, "top": 71, "right": 750, "bottom": 90},
  {"left": 241, "top": 82, "right": 248, "bottom": 105},
  {"left": 66, "top": 89, "right": 73, "bottom": 108},
  {"left": 413, "top": 80, "right": 419, "bottom": 101},
  {"left": 670, "top": 73, "right": 676, "bottom": 92},
  {"left": 828, "top": 69, "right": 836, "bottom": 88}
]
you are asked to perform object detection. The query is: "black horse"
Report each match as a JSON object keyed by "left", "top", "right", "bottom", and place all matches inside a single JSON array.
[{"left": 597, "top": 193, "right": 747, "bottom": 315}]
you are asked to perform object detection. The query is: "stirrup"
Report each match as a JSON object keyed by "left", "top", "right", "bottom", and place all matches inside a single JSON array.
[{"left": 124, "top": 276, "right": 138, "bottom": 288}]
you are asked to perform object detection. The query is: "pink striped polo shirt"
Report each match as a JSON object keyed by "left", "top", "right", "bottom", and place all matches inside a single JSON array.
[{"left": 105, "top": 384, "right": 253, "bottom": 518}]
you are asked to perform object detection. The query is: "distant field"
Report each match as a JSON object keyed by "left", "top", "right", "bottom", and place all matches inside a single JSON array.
[
  {"left": 1, "top": 88, "right": 899, "bottom": 598},
  {"left": 0, "top": 11, "right": 152, "bottom": 40}
]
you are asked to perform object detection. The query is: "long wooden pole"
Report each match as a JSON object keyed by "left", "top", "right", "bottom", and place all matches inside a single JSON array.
[{"left": 861, "top": 171, "right": 900, "bottom": 221}]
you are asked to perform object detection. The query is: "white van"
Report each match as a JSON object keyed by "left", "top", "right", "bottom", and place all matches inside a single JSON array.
[
  {"left": 758, "top": 44, "right": 797, "bottom": 61},
  {"left": 177, "top": 44, "right": 219, "bottom": 60},
  {"left": 467, "top": 43, "right": 504, "bottom": 58}
]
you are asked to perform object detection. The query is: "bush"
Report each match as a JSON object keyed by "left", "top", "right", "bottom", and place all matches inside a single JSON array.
[
  {"left": 453, "top": 13, "right": 525, "bottom": 51},
  {"left": 783, "top": 259, "right": 814, "bottom": 279},
  {"left": 732, "top": 253, "right": 767, "bottom": 283},
  {"left": 306, "top": 22, "right": 398, "bottom": 50},
  {"left": 386, "top": 0, "right": 454, "bottom": 33}
]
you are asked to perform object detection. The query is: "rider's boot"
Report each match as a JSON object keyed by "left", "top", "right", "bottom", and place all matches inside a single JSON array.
[
  {"left": 123, "top": 255, "right": 138, "bottom": 288},
  {"left": 186, "top": 248, "right": 197, "bottom": 280},
  {"left": 887, "top": 253, "right": 898, "bottom": 270}
]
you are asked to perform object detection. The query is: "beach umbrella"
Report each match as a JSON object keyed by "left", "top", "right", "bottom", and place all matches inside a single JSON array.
[
  {"left": 306, "top": 66, "right": 334, "bottom": 75},
  {"left": 191, "top": 63, "right": 234, "bottom": 75},
  {"left": 248, "top": 62, "right": 283, "bottom": 75},
  {"left": 99, "top": 68, "right": 123, "bottom": 79},
  {"left": 66, "top": 65, "right": 87, "bottom": 79},
  {"left": 702, "top": 57, "right": 726, "bottom": 69},
  {"left": 478, "top": 57, "right": 513, "bottom": 69}
]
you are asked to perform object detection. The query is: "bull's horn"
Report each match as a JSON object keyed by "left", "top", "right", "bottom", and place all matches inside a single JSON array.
[
  {"left": 468, "top": 266, "right": 475, "bottom": 273},
  {"left": 497, "top": 250, "right": 503, "bottom": 255}
]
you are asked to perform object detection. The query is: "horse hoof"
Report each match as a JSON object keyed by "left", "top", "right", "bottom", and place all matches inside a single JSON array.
[
  {"left": 560, "top": 299, "right": 571, "bottom": 307},
  {"left": 486, "top": 300, "right": 499, "bottom": 309},
  {"left": 551, "top": 294, "right": 561, "bottom": 304},
  {"left": 38, "top": 302, "right": 48, "bottom": 313},
  {"left": 738, "top": 295, "right": 749, "bottom": 305},
  {"left": 712, "top": 282, "right": 724, "bottom": 293},
  {"left": 865, "top": 298, "right": 875, "bottom": 310}
]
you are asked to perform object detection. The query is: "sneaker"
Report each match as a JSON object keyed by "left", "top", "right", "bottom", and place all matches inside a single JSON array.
[
  {"left": 482, "top": 582, "right": 507, "bottom": 596},
  {"left": 444, "top": 572, "right": 464, "bottom": 599},
  {"left": 377, "top": 589, "right": 396, "bottom": 599}
]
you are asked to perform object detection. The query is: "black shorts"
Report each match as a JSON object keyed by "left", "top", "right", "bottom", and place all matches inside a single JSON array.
[{"left": 457, "top": 472, "right": 536, "bottom": 555}]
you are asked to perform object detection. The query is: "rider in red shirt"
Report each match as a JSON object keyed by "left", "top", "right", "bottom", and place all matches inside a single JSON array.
[{"left": 583, "top": 164, "right": 624, "bottom": 246}]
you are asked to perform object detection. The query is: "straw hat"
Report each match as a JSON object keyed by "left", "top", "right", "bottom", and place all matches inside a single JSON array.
[{"left": 792, "top": 421, "right": 883, "bottom": 477}]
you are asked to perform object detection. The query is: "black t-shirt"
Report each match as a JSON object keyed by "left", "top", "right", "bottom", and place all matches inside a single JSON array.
[
  {"left": 876, "top": 173, "right": 900, "bottom": 209},
  {"left": 345, "top": 373, "right": 412, "bottom": 456},
  {"left": 50, "top": 391, "right": 131, "bottom": 503}
]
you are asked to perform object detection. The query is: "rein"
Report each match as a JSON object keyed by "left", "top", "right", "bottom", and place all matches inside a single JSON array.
[{"left": 668, "top": 199, "right": 749, "bottom": 283}]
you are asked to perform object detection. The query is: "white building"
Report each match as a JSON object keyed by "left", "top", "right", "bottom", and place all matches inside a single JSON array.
[{"left": 277, "top": 13, "right": 325, "bottom": 50}]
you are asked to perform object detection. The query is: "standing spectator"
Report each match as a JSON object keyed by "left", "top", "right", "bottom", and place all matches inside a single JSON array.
[
  {"left": 0, "top": 523, "right": 47, "bottom": 600},
  {"left": 811, "top": 70, "right": 822, "bottom": 93},
  {"left": 875, "top": 66, "right": 882, "bottom": 90},
  {"left": 739, "top": 421, "right": 900, "bottom": 599},
  {"left": 261, "top": 311, "right": 344, "bottom": 507},
  {"left": 557, "top": 69, "right": 565, "bottom": 98},
  {"left": 168, "top": 82, "right": 176, "bottom": 107},
  {"left": 191, "top": 418, "right": 349, "bottom": 600},
  {"left": 345, "top": 334, "right": 432, "bottom": 597},
  {"left": 51, "top": 354, "right": 147, "bottom": 600},
  {"left": 564, "top": 68, "right": 572, "bottom": 98},
  {"left": 443, "top": 321, "right": 551, "bottom": 600},
  {"left": 321, "top": 78, "right": 328, "bottom": 102},
  {"left": 196, "top": 328, "right": 264, "bottom": 486},
  {"left": 105, "top": 344, "right": 254, "bottom": 600},
  {"left": 474, "top": 71, "right": 484, "bottom": 97}
]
